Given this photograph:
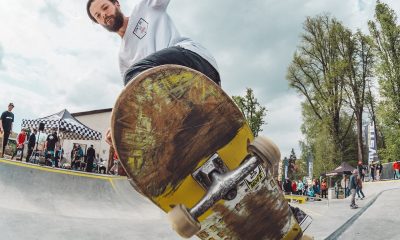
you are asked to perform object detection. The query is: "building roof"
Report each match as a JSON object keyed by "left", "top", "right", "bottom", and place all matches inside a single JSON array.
[{"left": 71, "top": 108, "right": 112, "bottom": 117}]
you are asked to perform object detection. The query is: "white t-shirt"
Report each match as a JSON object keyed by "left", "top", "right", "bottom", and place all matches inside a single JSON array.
[{"left": 119, "top": 0, "right": 218, "bottom": 77}]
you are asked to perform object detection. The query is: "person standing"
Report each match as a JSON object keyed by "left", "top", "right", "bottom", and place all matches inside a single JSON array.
[
  {"left": 349, "top": 169, "right": 358, "bottom": 209},
  {"left": 26, "top": 128, "right": 37, "bottom": 162},
  {"left": 356, "top": 175, "right": 365, "bottom": 200},
  {"left": 313, "top": 179, "right": 320, "bottom": 196},
  {"left": 77, "top": 145, "right": 84, "bottom": 170},
  {"left": 296, "top": 179, "right": 304, "bottom": 195},
  {"left": 376, "top": 162, "right": 383, "bottom": 181},
  {"left": 291, "top": 180, "right": 297, "bottom": 194},
  {"left": 283, "top": 179, "right": 292, "bottom": 194},
  {"left": 86, "top": 144, "right": 96, "bottom": 172},
  {"left": 45, "top": 130, "right": 59, "bottom": 167},
  {"left": 321, "top": 179, "right": 328, "bottom": 198},
  {"left": 0, "top": 103, "right": 15, "bottom": 157},
  {"left": 393, "top": 161, "right": 400, "bottom": 180},
  {"left": 12, "top": 128, "right": 27, "bottom": 160},
  {"left": 357, "top": 161, "right": 365, "bottom": 182},
  {"left": 370, "top": 164, "right": 376, "bottom": 181}
]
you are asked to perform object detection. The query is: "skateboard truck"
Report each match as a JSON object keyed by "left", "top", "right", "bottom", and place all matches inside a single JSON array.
[
  {"left": 168, "top": 136, "right": 280, "bottom": 238},
  {"left": 192, "top": 153, "right": 237, "bottom": 201}
]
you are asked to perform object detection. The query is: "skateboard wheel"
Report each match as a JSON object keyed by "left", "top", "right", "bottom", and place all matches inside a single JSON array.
[
  {"left": 248, "top": 136, "right": 281, "bottom": 166},
  {"left": 301, "top": 234, "right": 314, "bottom": 240},
  {"left": 168, "top": 204, "right": 201, "bottom": 238}
]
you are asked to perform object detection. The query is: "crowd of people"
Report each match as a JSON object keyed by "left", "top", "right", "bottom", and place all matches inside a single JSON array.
[
  {"left": 281, "top": 178, "right": 328, "bottom": 198},
  {"left": 279, "top": 169, "right": 367, "bottom": 209},
  {"left": 0, "top": 102, "right": 111, "bottom": 174}
]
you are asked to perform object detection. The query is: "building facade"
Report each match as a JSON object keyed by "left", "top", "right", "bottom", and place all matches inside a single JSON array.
[{"left": 62, "top": 108, "right": 112, "bottom": 165}]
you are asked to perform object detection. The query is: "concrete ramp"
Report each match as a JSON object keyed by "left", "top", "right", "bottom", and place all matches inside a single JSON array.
[{"left": 0, "top": 159, "right": 182, "bottom": 240}]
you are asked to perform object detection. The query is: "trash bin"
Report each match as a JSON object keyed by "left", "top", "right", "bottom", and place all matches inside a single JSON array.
[{"left": 328, "top": 188, "right": 336, "bottom": 200}]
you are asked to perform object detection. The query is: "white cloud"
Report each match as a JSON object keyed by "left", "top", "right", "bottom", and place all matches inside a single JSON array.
[{"left": 262, "top": 92, "right": 304, "bottom": 158}]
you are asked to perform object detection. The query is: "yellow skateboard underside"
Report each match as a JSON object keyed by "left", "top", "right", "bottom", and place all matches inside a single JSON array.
[{"left": 111, "top": 65, "right": 302, "bottom": 240}]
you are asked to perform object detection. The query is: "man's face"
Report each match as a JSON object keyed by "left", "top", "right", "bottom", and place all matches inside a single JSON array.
[
  {"left": 90, "top": 0, "right": 124, "bottom": 32},
  {"left": 8, "top": 105, "right": 14, "bottom": 111}
]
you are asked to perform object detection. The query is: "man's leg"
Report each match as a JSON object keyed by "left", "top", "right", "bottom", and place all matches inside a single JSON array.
[
  {"left": 26, "top": 147, "right": 33, "bottom": 162},
  {"left": 124, "top": 46, "right": 221, "bottom": 86},
  {"left": 2, "top": 131, "right": 10, "bottom": 156},
  {"left": 360, "top": 189, "right": 365, "bottom": 198},
  {"left": 350, "top": 189, "right": 356, "bottom": 207}
]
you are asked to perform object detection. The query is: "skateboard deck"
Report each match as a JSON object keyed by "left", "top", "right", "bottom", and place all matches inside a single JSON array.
[{"left": 111, "top": 65, "right": 305, "bottom": 239}]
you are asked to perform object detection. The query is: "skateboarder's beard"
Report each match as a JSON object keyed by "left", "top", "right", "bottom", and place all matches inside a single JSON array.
[{"left": 103, "top": 8, "right": 124, "bottom": 32}]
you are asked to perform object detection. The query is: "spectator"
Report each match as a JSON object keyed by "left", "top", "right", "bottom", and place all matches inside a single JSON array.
[
  {"left": 296, "top": 179, "right": 304, "bottom": 195},
  {"left": 77, "top": 145, "right": 84, "bottom": 170},
  {"left": 71, "top": 144, "right": 84, "bottom": 170},
  {"left": 86, "top": 145, "right": 95, "bottom": 172},
  {"left": 357, "top": 161, "right": 365, "bottom": 181},
  {"left": 303, "top": 180, "right": 308, "bottom": 195},
  {"left": 307, "top": 184, "right": 315, "bottom": 197},
  {"left": 0, "top": 103, "right": 15, "bottom": 157},
  {"left": 26, "top": 128, "right": 37, "bottom": 162},
  {"left": 291, "top": 180, "right": 297, "bottom": 194},
  {"left": 45, "top": 130, "right": 59, "bottom": 167},
  {"left": 12, "top": 128, "right": 27, "bottom": 160},
  {"left": 393, "top": 161, "right": 400, "bottom": 180},
  {"left": 313, "top": 179, "right": 320, "bottom": 196},
  {"left": 321, "top": 179, "right": 328, "bottom": 198},
  {"left": 349, "top": 169, "right": 358, "bottom": 209},
  {"left": 356, "top": 175, "right": 365, "bottom": 200},
  {"left": 370, "top": 164, "right": 376, "bottom": 181},
  {"left": 376, "top": 162, "right": 383, "bottom": 181},
  {"left": 283, "top": 178, "right": 292, "bottom": 194}
]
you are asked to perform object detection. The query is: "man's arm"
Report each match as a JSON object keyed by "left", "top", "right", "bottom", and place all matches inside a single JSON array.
[{"left": 0, "top": 112, "right": 4, "bottom": 133}]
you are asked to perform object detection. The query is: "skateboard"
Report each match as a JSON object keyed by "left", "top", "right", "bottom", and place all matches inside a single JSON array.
[{"left": 111, "top": 65, "right": 309, "bottom": 239}]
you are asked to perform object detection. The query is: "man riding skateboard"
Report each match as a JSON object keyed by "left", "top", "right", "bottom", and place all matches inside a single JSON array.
[{"left": 87, "top": 0, "right": 220, "bottom": 145}]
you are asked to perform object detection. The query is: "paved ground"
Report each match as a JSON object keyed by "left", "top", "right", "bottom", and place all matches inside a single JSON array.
[
  {"left": 0, "top": 159, "right": 184, "bottom": 240},
  {"left": 293, "top": 179, "right": 400, "bottom": 239},
  {"left": 2, "top": 158, "right": 399, "bottom": 240},
  {"left": 338, "top": 188, "right": 400, "bottom": 240}
]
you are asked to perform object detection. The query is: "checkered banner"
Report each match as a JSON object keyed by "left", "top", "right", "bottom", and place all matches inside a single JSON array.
[{"left": 21, "top": 109, "right": 102, "bottom": 140}]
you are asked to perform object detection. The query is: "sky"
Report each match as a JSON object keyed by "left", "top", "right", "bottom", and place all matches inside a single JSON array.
[{"left": 1, "top": 0, "right": 399, "bottom": 158}]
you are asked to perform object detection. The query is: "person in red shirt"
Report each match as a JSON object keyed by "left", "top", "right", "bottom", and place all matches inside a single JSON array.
[
  {"left": 393, "top": 161, "right": 400, "bottom": 179},
  {"left": 12, "top": 128, "right": 27, "bottom": 160},
  {"left": 291, "top": 180, "right": 297, "bottom": 194}
]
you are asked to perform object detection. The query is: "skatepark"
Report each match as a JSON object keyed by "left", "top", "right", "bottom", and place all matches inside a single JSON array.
[
  {"left": 1, "top": 158, "right": 400, "bottom": 240},
  {"left": 0, "top": 159, "right": 182, "bottom": 240}
]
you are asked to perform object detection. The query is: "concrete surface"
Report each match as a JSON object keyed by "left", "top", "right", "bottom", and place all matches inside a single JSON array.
[
  {"left": 338, "top": 188, "right": 400, "bottom": 240},
  {"left": 293, "top": 179, "right": 400, "bottom": 240},
  {"left": 0, "top": 159, "right": 183, "bottom": 240},
  {"left": 2, "top": 158, "right": 399, "bottom": 240}
]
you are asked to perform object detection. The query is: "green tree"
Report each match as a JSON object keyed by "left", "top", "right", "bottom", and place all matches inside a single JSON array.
[
  {"left": 287, "top": 148, "right": 297, "bottom": 180},
  {"left": 369, "top": 1, "right": 400, "bottom": 161},
  {"left": 286, "top": 14, "right": 355, "bottom": 164},
  {"left": 232, "top": 88, "right": 267, "bottom": 137},
  {"left": 341, "top": 30, "right": 374, "bottom": 164}
]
